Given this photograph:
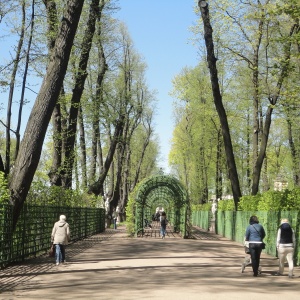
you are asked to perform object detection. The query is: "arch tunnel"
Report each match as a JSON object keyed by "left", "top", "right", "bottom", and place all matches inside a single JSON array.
[{"left": 135, "top": 174, "right": 190, "bottom": 238}]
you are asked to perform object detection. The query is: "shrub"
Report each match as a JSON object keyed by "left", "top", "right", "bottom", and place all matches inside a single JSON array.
[
  {"left": 0, "top": 172, "right": 9, "bottom": 204},
  {"left": 218, "top": 199, "right": 235, "bottom": 211},
  {"left": 257, "top": 190, "right": 287, "bottom": 211},
  {"left": 238, "top": 194, "right": 261, "bottom": 211},
  {"left": 192, "top": 203, "right": 211, "bottom": 211}
]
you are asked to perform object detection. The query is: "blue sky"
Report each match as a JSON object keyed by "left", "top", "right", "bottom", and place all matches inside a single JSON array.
[
  {"left": 0, "top": 0, "right": 201, "bottom": 173},
  {"left": 115, "top": 0, "right": 200, "bottom": 172}
]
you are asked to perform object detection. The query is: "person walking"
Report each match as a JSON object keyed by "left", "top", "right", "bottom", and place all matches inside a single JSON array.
[
  {"left": 160, "top": 211, "right": 167, "bottom": 239},
  {"left": 276, "top": 218, "right": 295, "bottom": 278},
  {"left": 244, "top": 215, "right": 266, "bottom": 277},
  {"left": 51, "top": 215, "right": 70, "bottom": 266}
]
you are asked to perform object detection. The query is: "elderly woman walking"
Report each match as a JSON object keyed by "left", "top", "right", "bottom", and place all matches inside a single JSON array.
[{"left": 51, "top": 215, "right": 70, "bottom": 266}]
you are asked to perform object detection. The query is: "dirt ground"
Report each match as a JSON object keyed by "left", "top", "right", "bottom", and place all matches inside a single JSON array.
[{"left": 1, "top": 226, "right": 299, "bottom": 300}]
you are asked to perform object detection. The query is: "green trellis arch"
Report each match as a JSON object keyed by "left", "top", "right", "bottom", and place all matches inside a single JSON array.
[{"left": 135, "top": 174, "right": 190, "bottom": 238}]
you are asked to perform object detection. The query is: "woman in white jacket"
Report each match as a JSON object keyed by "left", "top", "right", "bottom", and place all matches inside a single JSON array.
[
  {"left": 276, "top": 218, "right": 295, "bottom": 278},
  {"left": 51, "top": 215, "right": 70, "bottom": 265}
]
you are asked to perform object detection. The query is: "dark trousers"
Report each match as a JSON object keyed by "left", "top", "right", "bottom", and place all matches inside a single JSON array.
[{"left": 249, "top": 243, "right": 263, "bottom": 275}]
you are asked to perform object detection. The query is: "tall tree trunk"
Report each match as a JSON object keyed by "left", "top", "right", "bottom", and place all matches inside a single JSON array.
[
  {"left": 287, "top": 117, "right": 300, "bottom": 186},
  {"left": 89, "top": 31, "right": 107, "bottom": 182},
  {"left": 131, "top": 118, "right": 153, "bottom": 189},
  {"left": 215, "top": 128, "right": 222, "bottom": 200},
  {"left": 5, "top": 0, "right": 26, "bottom": 175},
  {"left": 198, "top": 1, "right": 242, "bottom": 209},
  {"left": 252, "top": 23, "right": 297, "bottom": 194},
  {"left": 43, "top": 0, "right": 64, "bottom": 186},
  {"left": 78, "top": 104, "right": 87, "bottom": 188},
  {"left": 251, "top": 18, "right": 264, "bottom": 181},
  {"left": 15, "top": 0, "right": 35, "bottom": 161},
  {"left": 62, "top": 0, "right": 102, "bottom": 188},
  {"left": 88, "top": 116, "right": 125, "bottom": 196},
  {"left": 246, "top": 111, "right": 251, "bottom": 193},
  {"left": 49, "top": 102, "right": 63, "bottom": 186},
  {"left": 9, "top": 0, "right": 85, "bottom": 230}
]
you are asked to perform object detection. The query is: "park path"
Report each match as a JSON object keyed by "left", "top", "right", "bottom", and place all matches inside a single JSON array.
[{"left": 0, "top": 225, "right": 299, "bottom": 300}]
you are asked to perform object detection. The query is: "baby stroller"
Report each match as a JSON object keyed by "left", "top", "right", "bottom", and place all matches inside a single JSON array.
[
  {"left": 241, "top": 256, "right": 262, "bottom": 274},
  {"left": 241, "top": 242, "right": 262, "bottom": 274}
]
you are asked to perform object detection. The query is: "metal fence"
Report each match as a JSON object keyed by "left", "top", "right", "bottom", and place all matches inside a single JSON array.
[
  {"left": 192, "top": 210, "right": 300, "bottom": 266},
  {"left": 0, "top": 204, "right": 105, "bottom": 269},
  {"left": 191, "top": 210, "right": 210, "bottom": 231}
]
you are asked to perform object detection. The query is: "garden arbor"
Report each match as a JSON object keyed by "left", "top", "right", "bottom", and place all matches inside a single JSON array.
[{"left": 135, "top": 175, "right": 190, "bottom": 238}]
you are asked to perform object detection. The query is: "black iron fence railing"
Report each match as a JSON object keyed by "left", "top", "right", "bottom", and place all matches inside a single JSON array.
[{"left": 0, "top": 204, "right": 105, "bottom": 269}]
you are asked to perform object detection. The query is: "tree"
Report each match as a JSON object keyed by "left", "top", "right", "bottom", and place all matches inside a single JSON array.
[
  {"left": 198, "top": 0, "right": 241, "bottom": 209},
  {"left": 9, "top": 0, "right": 85, "bottom": 230}
]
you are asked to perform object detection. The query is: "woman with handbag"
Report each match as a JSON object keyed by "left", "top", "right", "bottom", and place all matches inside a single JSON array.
[
  {"left": 244, "top": 215, "right": 266, "bottom": 277},
  {"left": 276, "top": 218, "right": 295, "bottom": 278},
  {"left": 51, "top": 215, "right": 71, "bottom": 266}
]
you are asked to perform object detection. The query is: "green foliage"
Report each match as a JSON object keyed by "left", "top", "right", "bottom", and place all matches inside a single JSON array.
[
  {"left": 195, "top": 188, "right": 300, "bottom": 212},
  {"left": 125, "top": 195, "right": 135, "bottom": 236},
  {"left": 238, "top": 194, "right": 262, "bottom": 211},
  {"left": 286, "top": 188, "right": 300, "bottom": 210},
  {"left": 125, "top": 181, "right": 142, "bottom": 236},
  {"left": 26, "top": 181, "right": 100, "bottom": 207},
  {"left": 192, "top": 203, "right": 211, "bottom": 211},
  {"left": 257, "top": 190, "right": 288, "bottom": 211},
  {"left": 216, "top": 200, "right": 235, "bottom": 211},
  {"left": 0, "top": 172, "right": 10, "bottom": 203}
]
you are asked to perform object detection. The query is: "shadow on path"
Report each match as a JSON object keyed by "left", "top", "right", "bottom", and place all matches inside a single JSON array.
[{"left": 0, "top": 226, "right": 299, "bottom": 300}]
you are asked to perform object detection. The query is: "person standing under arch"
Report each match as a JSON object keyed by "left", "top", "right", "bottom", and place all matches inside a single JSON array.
[{"left": 160, "top": 211, "right": 167, "bottom": 239}]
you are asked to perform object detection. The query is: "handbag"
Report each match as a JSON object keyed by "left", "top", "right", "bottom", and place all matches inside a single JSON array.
[{"left": 49, "top": 244, "right": 55, "bottom": 257}]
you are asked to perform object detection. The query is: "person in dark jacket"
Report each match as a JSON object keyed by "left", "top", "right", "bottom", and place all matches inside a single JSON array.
[
  {"left": 160, "top": 211, "right": 167, "bottom": 239},
  {"left": 276, "top": 218, "right": 295, "bottom": 278},
  {"left": 244, "top": 215, "right": 266, "bottom": 277}
]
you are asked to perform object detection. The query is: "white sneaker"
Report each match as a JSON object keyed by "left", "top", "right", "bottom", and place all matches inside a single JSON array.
[{"left": 56, "top": 262, "right": 59, "bottom": 266}]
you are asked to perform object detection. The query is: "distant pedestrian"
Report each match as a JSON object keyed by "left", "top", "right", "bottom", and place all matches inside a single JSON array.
[
  {"left": 51, "top": 215, "right": 70, "bottom": 266},
  {"left": 160, "top": 211, "right": 167, "bottom": 239},
  {"left": 244, "top": 215, "right": 266, "bottom": 277},
  {"left": 276, "top": 218, "right": 295, "bottom": 278},
  {"left": 155, "top": 211, "right": 160, "bottom": 222}
]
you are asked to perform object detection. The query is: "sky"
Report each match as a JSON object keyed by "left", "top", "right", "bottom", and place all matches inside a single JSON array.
[
  {"left": 0, "top": 0, "right": 201, "bottom": 173},
  {"left": 114, "top": 0, "right": 200, "bottom": 173}
]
